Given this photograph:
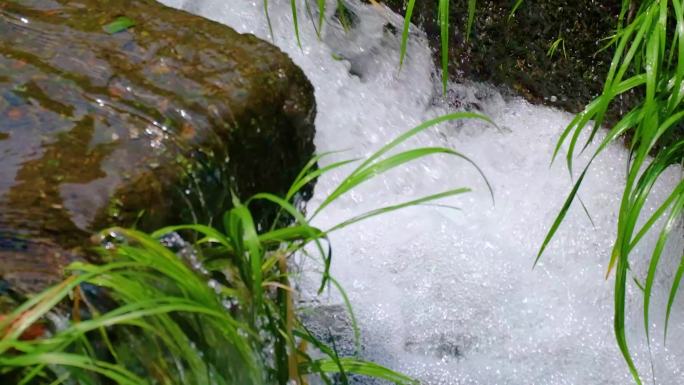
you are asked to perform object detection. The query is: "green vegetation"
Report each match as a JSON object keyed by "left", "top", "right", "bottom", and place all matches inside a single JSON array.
[
  {"left": 546, "top": 36, "right": 567, "bottom": 60},
  {"left": 0, "top": 113, "right": 492, "bottom": 384},
  {"left": 535, "top": 1, "right": 684, "bottom": 383},
  {"left": 269, "top": 0, "right": 478, "bottom": 93},
  {"left": 399, "top": 0, "right": 476, "bottom": 93},
  {"left": 265, "top": 0, "right": 352, "bottom": 46},
  {"left": 3, "top": 0, "right": 682, "bottom": 383},
  {"left": 102, "top": 16, "right": 136, "bottom": 34},
  {"left": 372, "top": 0, "right": 683, "bottom": 382}
]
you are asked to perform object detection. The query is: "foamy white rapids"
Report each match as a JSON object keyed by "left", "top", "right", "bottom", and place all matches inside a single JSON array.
[{"left": 163, "top": 1, "right": 684, "bottom": 383}]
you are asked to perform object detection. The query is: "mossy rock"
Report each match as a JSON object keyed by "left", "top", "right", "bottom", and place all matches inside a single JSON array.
[{"left": 0, "top": 0, "right": 316, "bottom": 296}]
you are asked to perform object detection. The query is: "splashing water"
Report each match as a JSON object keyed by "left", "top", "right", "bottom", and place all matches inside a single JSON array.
[{"left": 163, "top": 1, "right": 684, "bottom": 383}]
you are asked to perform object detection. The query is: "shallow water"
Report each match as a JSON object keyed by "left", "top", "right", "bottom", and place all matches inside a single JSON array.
[{"left": 163, "top": 1, "right": 684, "bottom": 383}]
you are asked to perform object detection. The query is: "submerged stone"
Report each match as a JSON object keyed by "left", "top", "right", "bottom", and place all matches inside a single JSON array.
[{"left": 0, "top": 0, "right": 316, "bottom": 295}]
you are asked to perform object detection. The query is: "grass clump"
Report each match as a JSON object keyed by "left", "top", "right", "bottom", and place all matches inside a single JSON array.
[
  {"left": 536, "top": 0, "right": 684, "bottom": 383},
  {"left": 266, "top": 0, "right": 477, "bottom": 94},
  {"left": 0, "top": 112, "right": 491, "bottom": 385},
  {"left": 399, "top": 0, "right": 476, "bottom": 93}
]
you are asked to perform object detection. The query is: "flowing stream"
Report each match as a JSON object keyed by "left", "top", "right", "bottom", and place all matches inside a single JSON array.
[{"left": 163, "top": 1, "right": 684, "bottom": 383}]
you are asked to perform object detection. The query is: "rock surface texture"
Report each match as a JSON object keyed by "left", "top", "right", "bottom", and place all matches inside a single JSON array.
[{"left": 0, "top": 0, "right": 316, "bottom": 297}]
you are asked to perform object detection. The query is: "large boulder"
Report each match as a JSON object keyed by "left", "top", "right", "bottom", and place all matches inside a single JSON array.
[{"left": 0, "top": 0, "right": 316, "bottom": 297}]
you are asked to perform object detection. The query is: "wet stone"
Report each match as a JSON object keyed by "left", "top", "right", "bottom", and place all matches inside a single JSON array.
[
  {"left": 300, "top": 304, "right": 358, "bottom": 357},
  {"left": 0, "top": 0, "right": 316, "bottom": 296}
]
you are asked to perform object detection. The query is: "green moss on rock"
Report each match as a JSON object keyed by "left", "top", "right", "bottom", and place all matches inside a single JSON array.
[{"left": 0, "top": 0, "right": 316, "bottom": 294}]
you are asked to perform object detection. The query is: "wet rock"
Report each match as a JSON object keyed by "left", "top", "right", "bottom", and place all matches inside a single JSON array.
[
  {"left": 300, "top": 304, "right": 358, "bottom": 357},
  {"left": 299, "top": 304, "right": 374, "bottom": 384},
  {"left": 0, "top": 0, "right": 316, "bottom": 294}
]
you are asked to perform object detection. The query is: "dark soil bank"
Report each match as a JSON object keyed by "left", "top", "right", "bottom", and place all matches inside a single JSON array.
[{"left": 382, "top": 0, "right": 626, "bottom": 113}]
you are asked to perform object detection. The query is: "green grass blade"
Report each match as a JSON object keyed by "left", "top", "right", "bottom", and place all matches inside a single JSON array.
[
  {"left": 102, "top": 16, "right": 136, "bottom": 34},
  {"left": 258, "top": 225, "right": 324, "bottom": 245},
  {"left": 315, "top": 147, "right": 479, "bottom": 217},
  {"left": 231, "top": 204, "right": 264, "bottom": 312},
  {"left": 248, "top": 193, "right": 332, "bottom": 292},
  {"left": 305, "top": 357, "right": 418, "bottom": 385},
  {"left": 328, "top": 276, "right": 361, "bottom": 356},
  {"left": 438, "top": 0, "right": 450, "bottom": 94},
  {"left": 295, "top": 326, "right": 349, "bottom": 384},
  {"left": 1, "top": 353, "right": 147, "bottom": 385},
  {"left": 264, "top": 0, "right": 274, "bottom": 41},
  {"left": 665, "top": 252, "right": 684, "bottom": 342},
  {"left": 466, "top": 0, "right": 476, "bottom": 42},
  {"left": 327, "top": 188, "right": 471, "bottom": 232},
  {"left": 357, "top": 112, "right": 494, "bottom": 172},
  {"left": 317, "top": 0, "right": 326, "bottom": 35},
  {"left": 643, "top": 193, "right": 684, "bottom": 346},
  {"left": 286, "top": 158, "right": 359, "bottom": 201},
  {"left": 615, "top": 234, "right": 643, "bottom": 385},
  {"left": 535, "top": 166, "right": 589, "bottom": 266},
  {"left": 291, "top": 0, "right": 302, "bottom": 48},
  {"left": 151, "top": 224, "right": 233, "bottom": 250},
  {"left": 509, "top": 0, "right": 524, "bottom": 19},
  {"left": 312, "top": 112, "right": 493, "bottom": 219},
  {"left": 628, "top": 180, "right": 684, "bottom": 254},
  {"left": 399, "top": 0, "right": 417, "bottom": 69}
]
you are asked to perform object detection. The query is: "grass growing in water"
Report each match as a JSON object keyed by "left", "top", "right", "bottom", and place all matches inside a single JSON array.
[
  {"left": 264, "top": 0, "right": 478, "bottom": 94},
  {"left": 0, "top": 112, "right": 492, "bottom": 385},
  {"left": 242, "top": 0, "right": 683, "bottom": 382},
  {"left": 399, "top": 0, "right": 477, "bottom": 93},
  {"left": 536, "top": 1, "right": 684, "bottom": 383},
  {"left": 264, "top": 0, "right": 353, "bottom": 45}
]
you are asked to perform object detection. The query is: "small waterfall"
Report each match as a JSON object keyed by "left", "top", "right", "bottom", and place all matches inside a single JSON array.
[{"left": 162, "top": 1, "right": 684, "bottom": 383}]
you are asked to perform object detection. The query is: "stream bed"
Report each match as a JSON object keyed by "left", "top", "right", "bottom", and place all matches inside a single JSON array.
[{"left": 163, "top": 1, "right": 684, "bottom": 383}]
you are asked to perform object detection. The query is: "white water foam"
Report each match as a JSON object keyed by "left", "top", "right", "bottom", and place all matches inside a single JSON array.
[{"left": 163, "top": 1, "right": 684, "bottom": 383}]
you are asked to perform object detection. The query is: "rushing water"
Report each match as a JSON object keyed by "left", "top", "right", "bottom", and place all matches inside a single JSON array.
[{"left": 163, "top": 1, "right": 684, "bottom": 383}]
